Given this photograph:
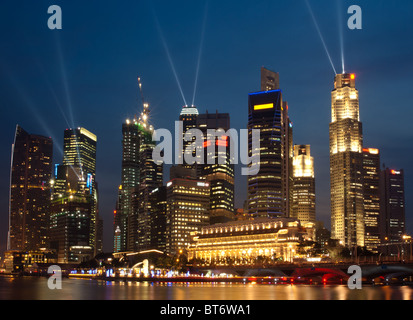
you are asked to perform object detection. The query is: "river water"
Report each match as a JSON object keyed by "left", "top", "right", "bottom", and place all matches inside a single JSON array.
[{"left": 1, "top": 276, "right": 413, "bottom": 300}]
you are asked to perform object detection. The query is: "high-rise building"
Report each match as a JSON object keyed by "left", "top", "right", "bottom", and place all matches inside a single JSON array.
[
  {"left": 63, "top": 128, "right": 97, "bottom": 174},
  {"left": 179, "top": 105, "right": 199, "bottom": 168},
  {"left": 282, "top": 101, "right": 294, "bottom": 218},
  {"left": 292, "top": 145, "right": 316, "bottom": 225},
  {"left": 50, "top": 164, "right": 94, "bottom": 263},
  {"left": 362, "top": 148, "right": 381, "bottom": 253},
  {"left": 329, "top": 73, "right": 364, "bottom": 248},
  {"left": 247, "top": 76, "right": 283, "bottom": 218},
  {"left": 197, "top": 111, "right": 235, "bottom": 224},
  {"left": 132, "top": 127, "right": 163, "bottom": 252},
  {"left": 149, "top": 186, "right": 167, "bottom": 252},
  {"left": 248, "top": 68, "right": 293, "bottom": 219},
  {"left": 165, "top": 169, "right": 210, "bottom": 255},
  {"left": 261, "top": 66, "right": 280, "bottom": 91},
  {"left": 116, "top": 120, "right": 142, "bottom": 252},
  {"left": 380, "top": 168, "right": 406, "bottom": 255},
  {"left": 115, "top": 100, "right": 163, "bottom": 253},
  {"left": 8, "top": 125, "right": 53, "bottom": 251},
  {"left": 61, "top": 127, "right": 99, "bottom": 255}
]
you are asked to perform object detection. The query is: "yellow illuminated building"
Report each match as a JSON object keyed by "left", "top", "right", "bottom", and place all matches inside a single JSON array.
[
  {"left": 188, "top": 218, "right": 313, "bottom": 265},
  {"left": 330, "top": 73, "right": 364, "bottom": 248},
  {"left": 292, "top": 145, "right": 316, "bottom": 226}
]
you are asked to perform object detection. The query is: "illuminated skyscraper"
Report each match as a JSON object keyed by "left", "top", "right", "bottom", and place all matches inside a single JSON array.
[
  {"left": 165, "top": 169, "right": 210, "bottom": 255},
  {"left": 248, "top": 89, "right": 283, "bottom": 218},
  {"left": 380, "top": 168, "right": 406, "bottom": 255},
  {"left": 248, "top": 68, "right": 293, "bottom": 218},
  {"left": 50, "top": 164, "right": 94, "bottom": 263},
  {"left": 197, "top": 111, "right": 235, "bottom": 224},
  {"left": 8, "top": 125, "right": 53, "bottom": 251},
  {"left": 362, "top": 148, "right": 381, "bottom": 253},
  {"left": 116, "top": 120, "right": 141, "bottom": 252},
  {"left": 292, "top": 145, "right": 316, "bottom": 225},
  {"left": 282, "top": 101, "right": 294, "bottom": 218},
  {"left": 179, "top": 105, "right": 199, "bottom": 169},
  {"left": 63, "top": 128, "right": 97, "bottom": 175},
  {"left": 115, "top": 100, "right": 163, "bottom": 252},
  {"left": 330, "top": 73, "right": 364, "bottom": 248},
  {"left": 62, "top": 127, "right": 99, "bottom": 255}
]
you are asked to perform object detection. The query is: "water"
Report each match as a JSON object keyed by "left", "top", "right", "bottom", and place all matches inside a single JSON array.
[{"left": 1, "top": 276, "right": 413, "bottom": 300}]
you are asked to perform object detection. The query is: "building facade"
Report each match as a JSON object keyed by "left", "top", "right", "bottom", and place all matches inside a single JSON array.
[
  {"left": 362, "top": 148, "right": 381, "bottom": 253},
  {"left": 292, "top": 145, "right": 316, "bottom": 226},
  {"left": 380, "top": 168, "right": 406, "bottom": 256},
  {"left": 329, "top": 73, "right": 365, "bottom": 248},
  {"left": 62, "top": 128, "right": 99, "bottom": 255},
  {"left": 247, "top": 89, "right": 283, "bottom": 218},
  {"left": 188, "top": 218, "right": 313, "bottom": 266},
  {"left": 197, "top": 111, "right": 235, "bottom": 224},
  {"left": 8, "top": 125, "right": 53, "bottom": 252},
  {"left": 165, "top": 175, "right": 210, "bottom": 255}
]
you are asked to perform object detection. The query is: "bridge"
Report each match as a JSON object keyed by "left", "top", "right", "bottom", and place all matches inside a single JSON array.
[{"left": 194, "top": 262, "right": 413, "bottom": 284}]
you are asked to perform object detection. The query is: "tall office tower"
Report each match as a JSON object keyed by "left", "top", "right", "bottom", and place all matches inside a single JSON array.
[
  {"left": 116, "top": 120, "right": 141, "bottom": 252},
  {"left": 149, "top": 186, "right": 167, "bottom": 252},
  {"left": 292, "top": 145, "right": 316, "bottom": 225},
  {"left": 116, "top": 100, "right": 162, "bottom": 252},
  {"left": 8, "top": 125, "right": 53, "bottom": 251},
  {"left": 197, "top": 111, "right": 235, "bottom": 224},
  {"left": 62, "top": 127, "right": 99, "bottom": 255},
  {"left": 330, "top": 73, "right": 364, "bottom": 248},
  {"left": 179, "top": 105, "right": 199, "bottom": 168},
  {"left": 248, "top": 72, "right": 283, "bottom": 218},
  {"left": 362, "top": 148, "right": 381, "bottom": 253},
  {"left": 282, "top": 101, "right": 294, "bottom": 218},
  {"left": 165, "top": 168, "right": 210, "bottom": 255},
  {"left": 132, "top": 128, "right": 163, "bottom": 252},
  {"left": 380, "top": 168, "right": 406, "bottom": 255},
  {"left": 261, "top": 66, "right": 280, "bottom": 91},
  {"left": 50, "top": 164, "right": 94, "bottom": 263}
]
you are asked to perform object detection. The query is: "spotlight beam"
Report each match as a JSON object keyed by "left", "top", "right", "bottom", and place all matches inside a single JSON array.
[
  {"left": 336, "top": 0, "right": 345, "bottom": 73},
  {"left": 305, "top": 0, "right": 337, "bottom": 75},
  {"left": 153, "top": 12, "right": 188, "bottom": 107}
]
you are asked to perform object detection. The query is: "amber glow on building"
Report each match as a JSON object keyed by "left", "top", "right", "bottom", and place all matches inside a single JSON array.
[
  {"left": 188, "top": 218, "right": 313, "bottom": 265},
  {"left": 330, "top": 73, "right": 365, "bottom": 248}
]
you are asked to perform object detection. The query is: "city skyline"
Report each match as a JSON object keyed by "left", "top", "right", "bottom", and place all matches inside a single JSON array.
[{"left": 1, "top": 1, "right": 412, "bottom": 254}]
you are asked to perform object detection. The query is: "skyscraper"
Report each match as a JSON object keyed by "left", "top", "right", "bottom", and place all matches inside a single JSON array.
[
  {"left": 380, "top": 168, "right": 406, "bottom": 255},
  {"left": 8, "top": 125, "right": 53, "bottom": 251},
  {"left": 292, "top": 145, "right": 316, "bottom": 225},
  {"left": 362, "top": 148, "right": 381, "bottom": 253},
  {"left": 62, "top": 128, "right": 99, "bottom": 255},
  {"left": 197, "top": 111, "right": 235, "bottom": 224},
  {"left": 247, "top": 69, "right": 284, "bottom": 218},
  {"left": 50, "top": 164, "right": 94, "bottom": 263},
  {"left": 282, "top": 101, "right": 294, "bottom": 218},
  {"left": 330, "top": 73, "right": 364, "bottom": 248},
  {"left": 116, "top": 120, "right": 141, "bottom": 252},
  {"left": 115, "top": 99, "right": 163, "bottom": 253},
  {"left": 179, "top": 105, "right": 199, "bottom": 169},
  {"left": 165, "top": 171, "right": 210, "bottom": 255}
]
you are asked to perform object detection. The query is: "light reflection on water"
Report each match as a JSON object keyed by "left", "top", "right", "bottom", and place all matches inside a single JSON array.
[{"left": 1, "top": 277, "right": 413, "bottom": 300}]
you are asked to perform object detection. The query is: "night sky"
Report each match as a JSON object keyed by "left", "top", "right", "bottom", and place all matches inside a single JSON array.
[{"left": 1, "top": 0, "right": 412, "bottom": 254}]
